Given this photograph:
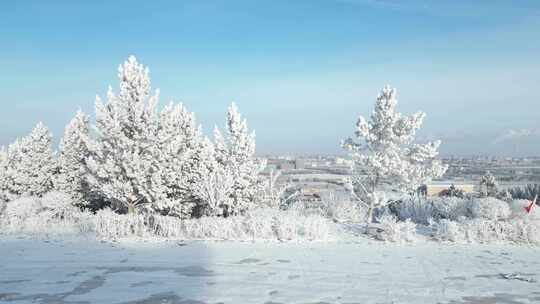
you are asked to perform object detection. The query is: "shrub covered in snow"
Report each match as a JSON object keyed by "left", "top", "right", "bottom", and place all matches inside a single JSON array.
[
  {"left": 318, "top": 193, "right": 367, "bottom": 223},
  {"left": 2, "top": 196, "right": 42, "bottom": 222},
  {"left": 375, "top": 214, "right": 417, "bottom": 243},
  {"left": 431, "top": 197, "right": 469, "bottom": 221},
  {"left": 431, "top": 219, "right": 463, "bottom": 242},
  {"left": 430, "top": 217, "right": 540, "bottom": 244},
  {"left": 40, "top": 191, "right": 76, "bottom": 212},
  {"left": 93, "top": 207, "right": 333, "bottom": 241},
  {"left": 0, "top": 194, "right": 93, "bottom": 236},
  {"left": 396, "top": 196, "right": 436, "bottom": 225},
  {"left": 469, "top": 197, "right": 511, "bottom": 220}
]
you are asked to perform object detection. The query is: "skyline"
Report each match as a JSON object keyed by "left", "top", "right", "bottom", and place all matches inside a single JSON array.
[{"left": 1, "top": 1, "right": 539, "bottom": 156}]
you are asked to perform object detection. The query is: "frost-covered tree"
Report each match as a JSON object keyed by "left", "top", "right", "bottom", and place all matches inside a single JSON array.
[
  {"left": 193, "top": 160, "right": 235, "bottom": 216},
  {"left": 479, "top": 171, "right": 498, "bottom": 197},
  {"left": 213, "top": 103, "right": 266, "bottom": 216},
  {"left": 84, "top": 56, "right": 163, "bottom": 214},
  {"left": 0, "top": 147, "right": 9, "bottom": 202},
  {"left": 0, "top": 123, "right": 56, "bottom": 201},
  {"left": 56, "top": 110, "right": 92, "bottom": 203},
  {"left": 152, "top": 102, "right": 213, "bottom": 218},
  {"left": 343, "top": 85, "right": 448, "bottom": 223},
  {"left": 84, "top": 56, "right": 210, "bottom": 217}
]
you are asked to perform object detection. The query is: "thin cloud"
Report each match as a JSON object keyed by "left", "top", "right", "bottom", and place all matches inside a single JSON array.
[{"left": 493, "top": 129, "right": 540, "bottom": 144}]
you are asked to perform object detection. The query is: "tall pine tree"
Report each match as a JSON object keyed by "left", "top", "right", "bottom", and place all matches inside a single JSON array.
[
  {"left": 213, "top": 103, "right": 265, "bottom": 216},
  {"left": 84, "top": 56, "right": 162, "bottom": 214},
  {"left": 56, "top": 110, "right": 92, "bottom": 203}
]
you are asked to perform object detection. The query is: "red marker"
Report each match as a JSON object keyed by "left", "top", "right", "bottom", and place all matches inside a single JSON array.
[{"left": 525, "top": 195, "right": 538, "bottom": 214}]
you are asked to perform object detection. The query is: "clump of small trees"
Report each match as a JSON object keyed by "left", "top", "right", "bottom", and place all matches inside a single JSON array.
[{"left": 0, "top": 56, "right": 267, "bottom": 219}]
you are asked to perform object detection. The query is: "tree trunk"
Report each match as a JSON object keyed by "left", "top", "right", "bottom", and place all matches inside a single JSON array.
[
  {"left": 365, "top": 200, "right": 374, "bottom": 229},
  {"left": 127, "top": 204, "right": 135, "bottom": 215}
]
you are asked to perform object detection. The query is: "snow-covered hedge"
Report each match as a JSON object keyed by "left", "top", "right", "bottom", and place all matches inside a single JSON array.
[
  {"left": 0, "top": 196, "right": 333, "bottom": 242},
  {"left": 397, "top": 196, "right": 516, "bottom": 223},
  {"left": 431, "top": 218, "right": 540, "bottom": 244},
  {"left": 94, "top": 208, "right": 332, "bottom": 241}
]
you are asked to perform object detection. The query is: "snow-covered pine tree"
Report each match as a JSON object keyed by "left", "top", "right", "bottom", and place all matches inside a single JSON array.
[
  {"left": 56, "top": 110, "right": 92, "bottom": 203},
  {"left": 343, "top": 85, "right": 448, "bottom": 223},
  {"left": 479, "top": 171, "right": 498, "bottom": 197},
  {"left": 84, "top": 56, "right": 162, "bottom": 214},
  {"left": 213, "top": 103, "right": 266, "bottom": 216},
  {"left": 0, "top": 146, "right": 9, "bottom": 202},
  {"left": 0, "top": 122, "right": 56, "bottom": 201},
  {"left": 153, "top": 102, "right": 213, "bottom": 218}
]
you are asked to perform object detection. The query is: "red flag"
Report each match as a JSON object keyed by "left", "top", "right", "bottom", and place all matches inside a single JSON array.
[{"left": 525, "top": 195, "right": 537, "bottom": 214}]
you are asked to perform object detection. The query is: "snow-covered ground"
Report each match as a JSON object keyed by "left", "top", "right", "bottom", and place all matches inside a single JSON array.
[{"left": 1, "top": 237, "right": 540, "bottom": 304}]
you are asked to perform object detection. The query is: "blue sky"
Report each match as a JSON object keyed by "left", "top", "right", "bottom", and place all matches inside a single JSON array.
[{"left": 1, "top": 0, "right": 539, "bottom": 156}]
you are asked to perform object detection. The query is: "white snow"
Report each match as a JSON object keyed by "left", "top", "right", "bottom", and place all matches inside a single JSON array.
[{"left": 1, "top": 237, "right": 539, "bottom": 303}]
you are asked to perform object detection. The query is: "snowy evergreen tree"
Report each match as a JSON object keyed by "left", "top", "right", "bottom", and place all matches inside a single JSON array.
[
  {"left": 152, "top": 102, "right": 213, "bottom": 218},
  {"left": 0, "top": 123, "right": 56, "bottom": 201},
  {"left": 83, "top": 56, "right": 211, "bottom": 217},
  {"left": 84, "top": 56, "right": 163, "bottom": 214},
  {"left": 343, "top": 85, "right": 448, "bottom": 223},
  {"left": 213, "top": 103, "right": 266, "bottom": 216},
  {"left": 0, "top": 147, "right": 9, "bottom": 202},
  {"left": 479, "top": 171, "right": 498, "bottom": 197},
  {"left": 56, "top": 110, "right": 92, "bottom": 203}
]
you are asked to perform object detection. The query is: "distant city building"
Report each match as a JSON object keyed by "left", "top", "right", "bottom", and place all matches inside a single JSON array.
[{"left": 294, "top": 159, "right": 305, "bottom": 169}]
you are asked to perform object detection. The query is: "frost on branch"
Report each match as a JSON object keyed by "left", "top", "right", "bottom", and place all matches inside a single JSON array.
[
  {"left": 193, "top": 163, "right": 234, "bottom": 217},
  {"left": 0, "top": 123, "right": 56, "bottom": 202},
  {"left": 213, "top": 103, "right": 266, "bottom": 216},
  {"left": 343, "top": 85, "right": 448, "bottom": 223}
]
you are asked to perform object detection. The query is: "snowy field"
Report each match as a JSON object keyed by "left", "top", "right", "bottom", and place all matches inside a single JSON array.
[{"left": 1, "top": 237, "right": 540, "bottom": 304}]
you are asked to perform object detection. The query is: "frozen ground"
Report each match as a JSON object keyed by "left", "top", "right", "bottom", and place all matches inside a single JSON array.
[{"left": 1, "top": 237, "right": 540, "bottom": 304}]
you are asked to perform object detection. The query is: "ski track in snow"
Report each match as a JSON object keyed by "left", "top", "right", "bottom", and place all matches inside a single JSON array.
[{"left": 0, "top": 237, "right": 540, "bottom": 304}]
